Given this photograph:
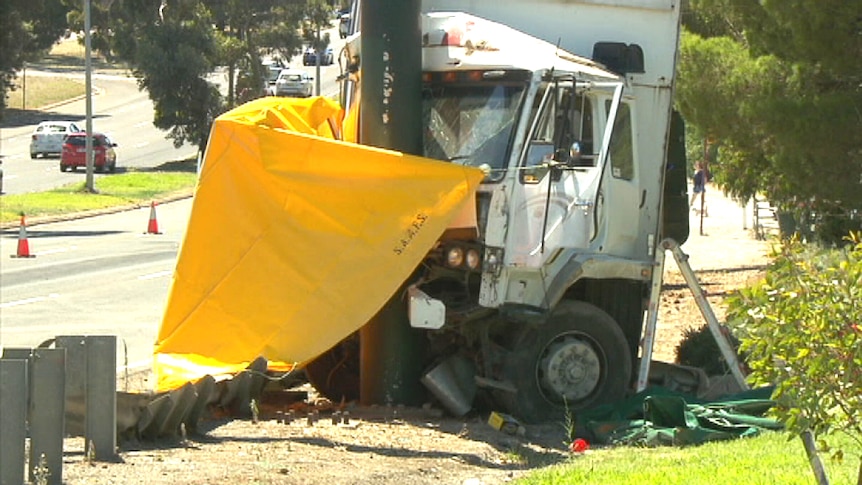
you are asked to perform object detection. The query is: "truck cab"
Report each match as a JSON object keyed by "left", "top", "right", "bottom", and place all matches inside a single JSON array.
[{"left": 322, "top": 1, "right": 683, "bottom": 423}]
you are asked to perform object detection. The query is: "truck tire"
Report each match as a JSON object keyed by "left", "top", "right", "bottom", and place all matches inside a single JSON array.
[
  {"left": 499, "top": 300, "right": 631, "bottom": 424},
  {"left": 304, "top": 332, "right": 360, "bottom": 403}
]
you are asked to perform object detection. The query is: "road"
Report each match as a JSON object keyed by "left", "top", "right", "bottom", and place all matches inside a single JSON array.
[
  {"left": 0, "top": 71, "right": 199, "bottom": 195},
  {"left": 0, "top": 23, "right": 346, "bottom": 196},
  {"left": 0, "top": 198, "right": 193, "bottom": 373},
  {"left": 0, "top": 25, "right": 347, "bottom": 377}
]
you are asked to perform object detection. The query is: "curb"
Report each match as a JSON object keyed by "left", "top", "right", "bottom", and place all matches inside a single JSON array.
[{"left": 0, "top": 189, "right": 194, "bottom": 231}]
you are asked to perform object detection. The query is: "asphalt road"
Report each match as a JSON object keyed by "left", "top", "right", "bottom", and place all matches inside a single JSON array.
[
  {"left": 0, "top": 71, "right": 199, "bottom": 195},
  {"left": 0, "top": 23, "right": 345, "bottom": 196},
  {"left": 0, "top": 198, "right": 193, "bottom": 373},
  {"left": 0, "top": 25, "right": 347, "bottom": 376}
]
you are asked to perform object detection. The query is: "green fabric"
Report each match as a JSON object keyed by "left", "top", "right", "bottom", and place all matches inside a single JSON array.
[{"left": 578, "top": 386, "right": 782, "bottom": 447}]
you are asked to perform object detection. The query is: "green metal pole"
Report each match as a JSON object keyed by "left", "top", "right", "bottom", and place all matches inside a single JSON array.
[{"left": 358, "top": 0, "right": 425, "bottom": 407}]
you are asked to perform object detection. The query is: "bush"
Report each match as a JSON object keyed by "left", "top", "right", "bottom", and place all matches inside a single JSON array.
[
  {"left": 675, "top": 324, "right": 742, "bottom": 376},
  {"left": 726, "top": 235, "right": 862, "bottom": 482}
]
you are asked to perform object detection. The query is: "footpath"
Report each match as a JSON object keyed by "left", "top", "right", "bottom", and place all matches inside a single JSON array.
[{"left": 652, "top": 183, "right": 773, "bottom": 364}]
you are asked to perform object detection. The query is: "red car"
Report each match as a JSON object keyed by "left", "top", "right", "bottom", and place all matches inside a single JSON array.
[{"left": 60, "top": 132, "right": 117, "bottom": 172}]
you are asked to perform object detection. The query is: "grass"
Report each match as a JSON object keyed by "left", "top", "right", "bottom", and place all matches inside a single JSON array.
[
  {"left": 4, "top": 36, "right": 130, "bottom": 112},
  {"left": 5, "top": 76, "right": 86, "bottom": 110},
  {"left": 0, "top": 171, "right": 198, "bottom": 224},
  {"left": 33, "top": 35, "right": 126, "bottom": 71},
  {"left": 515, "top": 431, "right": 862, "bottom": 485}
]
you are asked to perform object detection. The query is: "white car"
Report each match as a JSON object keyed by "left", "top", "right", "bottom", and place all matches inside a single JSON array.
[
  {"left": 30, "top": 121, "right": 83, "bottom": 158},
  {"left": 274, "top": 69, "right": 314, "bottom": 97}
]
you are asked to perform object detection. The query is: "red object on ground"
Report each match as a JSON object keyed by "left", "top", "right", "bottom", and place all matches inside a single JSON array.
[
  {"left": 13, "top": 215, "right": 35, "bottom": 258},
  {"left": 147, "top": 202, "right": 161, "bottom": 234},
  {"left": 570, "top": 438, "right": 589, "bottom": 453}
]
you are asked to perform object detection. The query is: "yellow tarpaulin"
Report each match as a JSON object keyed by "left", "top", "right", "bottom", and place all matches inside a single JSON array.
[{"left": 153, "top": 96, "right": 484, "bottom": 391}]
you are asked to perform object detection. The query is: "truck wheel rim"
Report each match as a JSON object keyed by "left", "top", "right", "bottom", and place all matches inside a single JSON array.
[{"left": 538, "top": 333, "right": 602, "bottom": 403}]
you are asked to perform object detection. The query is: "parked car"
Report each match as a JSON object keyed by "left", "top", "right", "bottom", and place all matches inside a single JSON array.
[
  {"left": 264, "top": 64, "right": 283, "bottom": 96},
  {"left": 30, "top": 121, "right": 83, "bottom": 158},
  {"left": 60, "top": 132, "right": 117, "bottom": 173},
  {"left": 339, "top": 14, "right": 351, "bottom": 39},
  {"left": 274, "top": 69, "right": 314, "bottom": 97},
  {"left": 302, "top": 47, "right": 334, "bottom": 66}
]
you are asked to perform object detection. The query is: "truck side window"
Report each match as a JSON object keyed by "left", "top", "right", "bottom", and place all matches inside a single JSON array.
[
  {"left": 522, "top": 83, "right": 595, "bottom": 184},
  {"left": 606, "top": 100, "right": 634, "bottom": 180},
  {"left": 575, "top": 96, "right": 594, "bottom": 165}
]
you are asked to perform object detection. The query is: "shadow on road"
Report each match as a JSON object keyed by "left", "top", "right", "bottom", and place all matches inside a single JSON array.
[{"left": 0, "top": 110, "right": 109, "bottom": 129}]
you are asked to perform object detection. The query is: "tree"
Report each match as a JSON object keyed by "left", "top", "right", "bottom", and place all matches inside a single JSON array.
[
  {"left": 65, "top": 0, "right": 309, "bottom": 152},
  {"left": 677, "top": 1, "right": 862, "bottom": 218},
  {"left": 0, "top": 0, "right": 71, "bottom": 118},
  {"left": 727, "top": 237, "right": 862, "bottom": 485}
]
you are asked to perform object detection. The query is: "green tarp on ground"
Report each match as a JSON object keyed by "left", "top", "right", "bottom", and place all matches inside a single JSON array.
[{"left": 578, "top": 386, "right": 783, "bottom": 447}]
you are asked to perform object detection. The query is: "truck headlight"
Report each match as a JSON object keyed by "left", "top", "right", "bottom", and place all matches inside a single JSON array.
[
  {"left": 446, "top": 247, "right": 464, "bottom": 268},
  {"left": 466, "top": 249, "right": 481, "bottom": 270}
]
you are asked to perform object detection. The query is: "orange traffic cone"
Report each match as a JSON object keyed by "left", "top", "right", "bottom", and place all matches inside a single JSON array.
[
  {"left": 146, "top": 201, "right": 162, "bottom": 235},
  {"left": 12, "top": 215, "right": 35, "bottom": 258}
]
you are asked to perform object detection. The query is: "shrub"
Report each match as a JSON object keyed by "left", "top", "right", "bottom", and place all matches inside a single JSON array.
[
  {"left": 726, "top": 235, "right": 862, "bottom": 483},
  {"left": 675, "top": 324, "right": 742, "bottom": 376}
]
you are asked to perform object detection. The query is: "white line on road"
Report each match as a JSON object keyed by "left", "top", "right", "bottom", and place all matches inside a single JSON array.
[
  {"left": 34, "top": 246, "right": 74, "bottom": 257},
  {"left": 138, "top": 270, "right": 173, "bottom": 280},
  {"left": 119, "top": 359, "right": 152, "bottom": 372},
  {"left": 0, "top": 293, "right": 60, "bottom": 309}
]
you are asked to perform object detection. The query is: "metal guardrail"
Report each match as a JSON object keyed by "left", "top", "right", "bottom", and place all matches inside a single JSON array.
[{"left": 0, "top": 336, "right": 271, "bottom": 485}]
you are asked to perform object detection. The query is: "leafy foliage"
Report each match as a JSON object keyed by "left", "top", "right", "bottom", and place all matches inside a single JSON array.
[
  {"left": 0, "top": 0, "right": 71, "bottom": 117},
  {"left": 726, "top": 235, "right": 862, "bottom": 478},
  {"left": 61, "top": 0, "right": 311, "bottom": 150},
  {"left": 678, "top": 1, "right": 862, "bottom": 227},
  {"left": 675, "top": 323, "right": 742, "bottom": 376}
]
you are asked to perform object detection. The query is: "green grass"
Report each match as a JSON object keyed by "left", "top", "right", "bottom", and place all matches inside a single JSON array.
[
  {"left": 515, "top": 431, "right": 861, "bottom": 485},
  {"left": 0, "top": 171, "right": 198, "bottom": 224}
]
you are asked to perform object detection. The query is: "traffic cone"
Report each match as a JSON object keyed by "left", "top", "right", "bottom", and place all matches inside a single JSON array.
[
  {"left": 146, "top": 201, "right": 162, "bottom": 235},
  {"left": 12, "top": 214, "right": 35, "bottom": 258}
]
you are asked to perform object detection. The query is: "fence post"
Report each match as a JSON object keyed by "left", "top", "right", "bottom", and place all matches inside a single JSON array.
[
  {"left": 0, "top": 358, "right": 28, "bottom": 485},
  {"left": 29, "top": 348, "right": 65, "bottom": 485},
  {"left": 86, "top": 336, "right": 117, "bottom": 460}
]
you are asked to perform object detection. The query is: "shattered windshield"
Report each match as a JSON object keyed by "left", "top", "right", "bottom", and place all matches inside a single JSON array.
[{"left": 422, "top": 83, "right": 525, "bottom": 182}]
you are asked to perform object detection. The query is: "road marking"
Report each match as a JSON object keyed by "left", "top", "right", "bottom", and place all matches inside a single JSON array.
[
  {"left": 34, "top": 246, "right": 74, "bottom": 256},
  {"left": 119, "top": 359, "right": 152, "bottom": 372},
  {"left": 134, "top": 142, "right": 150, "bottom": 149},
  {"left": 0, "top": 293, "right": 60, "bottom": 309},
  {"left": 138, "top": 270, "right": 173, "bottom": 280}
]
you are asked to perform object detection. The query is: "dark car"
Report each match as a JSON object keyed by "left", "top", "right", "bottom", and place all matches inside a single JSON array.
[
  {"left": 302, "top": 47, "right": 334, "bottom": 66},
  {"left": 60, "top": 132, "right": 117, "bottom": 173}
]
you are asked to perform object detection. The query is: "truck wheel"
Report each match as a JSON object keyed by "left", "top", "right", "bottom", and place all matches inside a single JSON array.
[
  {"left": 304, "top": 332, "right": 360, "bottom": 403},
  {"left": 499, "top": 301, "right": 631, "bottom": 424}
]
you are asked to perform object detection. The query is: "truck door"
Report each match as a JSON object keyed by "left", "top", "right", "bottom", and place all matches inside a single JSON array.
[{"left": 505, "top": 80, "right": 602, "bottom": 268}]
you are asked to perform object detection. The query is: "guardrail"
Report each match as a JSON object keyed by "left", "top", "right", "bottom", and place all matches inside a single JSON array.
[{"left": 0, "top": 336, "right": 271, "bottom": 485}]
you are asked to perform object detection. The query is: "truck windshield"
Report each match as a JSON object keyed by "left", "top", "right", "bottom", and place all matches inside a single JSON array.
[{"left": 422, "top": 83, "right": 525, "bottom": 182}]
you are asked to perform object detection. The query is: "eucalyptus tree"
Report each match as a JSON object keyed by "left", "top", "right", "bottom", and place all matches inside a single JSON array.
[
  {"left": 68, "top": 0, "right": 311, "bottom": 152},
  {"left": 0, "top": 0, "right": 71, "bottom": 118},
  {"left": 677, "top": 0, "right": 862, "bottom": 221}
]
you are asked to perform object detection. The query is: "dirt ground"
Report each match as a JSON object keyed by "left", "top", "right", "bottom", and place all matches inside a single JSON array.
[{"left": 59, "top": 186, "right": 773, "bottom": 485}]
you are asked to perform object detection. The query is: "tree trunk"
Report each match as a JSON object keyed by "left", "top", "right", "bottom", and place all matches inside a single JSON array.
[{"left": 800, "top": 430, "right": 830, "bottom": 485}]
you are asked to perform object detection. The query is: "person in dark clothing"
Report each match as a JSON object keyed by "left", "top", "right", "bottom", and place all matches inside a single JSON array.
[{"left": 690, "top": 160, "right": 707, "bottom": 215}]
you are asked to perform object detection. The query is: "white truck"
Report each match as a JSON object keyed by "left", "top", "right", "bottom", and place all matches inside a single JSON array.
[{"left": 310, "top": 0, "right": 687, "bottom": 423}]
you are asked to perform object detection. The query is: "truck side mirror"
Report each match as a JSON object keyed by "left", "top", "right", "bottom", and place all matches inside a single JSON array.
[{"left": 567, "top": 141, "right": 583, "bottom": 167}]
